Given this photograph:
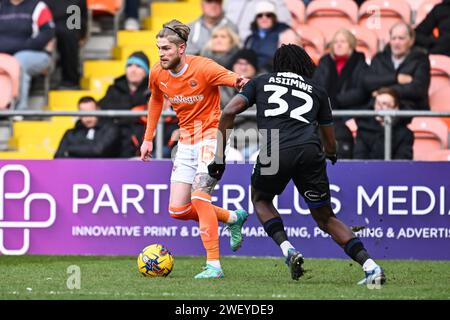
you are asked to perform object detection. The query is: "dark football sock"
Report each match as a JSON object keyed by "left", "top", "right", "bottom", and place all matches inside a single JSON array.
[
  {"left": 344, "top": 237, "right": 371, "bottom": 266},
  {"left": 263, "top": 217, "right": 288, "bottom": 246}
]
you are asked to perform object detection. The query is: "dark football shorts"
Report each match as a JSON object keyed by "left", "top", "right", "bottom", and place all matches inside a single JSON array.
[{"left": 251, "top": 143, "right": 331, "bottom": 208}]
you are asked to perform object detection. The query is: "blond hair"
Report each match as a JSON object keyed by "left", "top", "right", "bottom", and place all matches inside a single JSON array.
[
  {"left": 329, "top": 28, "right": 356, "bottom": 57},
  {"left": 157, "top": 19, "right": 191, "bottom": 45},
  {"left": 202, "top": 25, "right": 241, "bottom": 52}
]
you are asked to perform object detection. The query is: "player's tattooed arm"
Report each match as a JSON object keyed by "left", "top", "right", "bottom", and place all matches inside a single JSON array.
[{"left": 192, "top": 173, "right": 218, "bottom": 194}]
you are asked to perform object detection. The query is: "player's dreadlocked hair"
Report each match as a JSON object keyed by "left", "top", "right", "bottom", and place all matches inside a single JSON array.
[{"left": 272, "top": 44, "right": 316, "bottom": 78}]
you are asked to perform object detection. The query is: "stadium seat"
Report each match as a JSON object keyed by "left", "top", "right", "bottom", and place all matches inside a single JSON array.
[
  {"left": 87, "top": 0, "right": 124, "bottom": 36},
  {"left": 295, "top": 25, "right": 326, "bottom": 65},
  {"left": 347, "top": 25, "right": 379, "bottom": 62},
  {"left": 405, "top": 0, "right": 425, "bottom": 10},
  {"left": 414, "top": 0, "right": 442, "bottom": 26},
  {"left": 305, "top": 0, "right": 359, "bottom": 45},
  {"left": 358, "top": 0, "right": 412, "bottom": 46},
  {"left": 87, "top": 0, "right": 123, "bottom": 15},
  {"left": 429, "top": 54, "right": 450, "bottom": 95},
  {"left": 408, "top": 117, "right": 449, "bottom": 160},
  {"left": 285, "top": 0, "right": 306, "bottom": 28},
  {"left": 426, "top": 149, "right": 450, "bottom": 161},
  {"left": 0, "top": 54, "right": 20, "bottom": 109},
  {"left": 429, "top": 85, "right": 450, "bottom": 128}
]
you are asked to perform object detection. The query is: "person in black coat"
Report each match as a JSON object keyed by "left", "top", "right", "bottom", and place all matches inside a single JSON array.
[
  {"left": 354, "top": 87, "right": 414, "bottom": 160},
  {"left": 44, "top": 0, "right": 88, "bottom": 88},
  {"left": 54, "top": 97, "right": 120, "bottom": 158},
  {"left": 98, "top": 51, "right": 151, "bottom": 158},
  {"left": 243, "top": 1, "right": 290, "bottom": 72},
  {"left": 415, "top": 0, "right": 450, "bottom": 56},
  {"left": 313, "top": 28, "right": 369, "bottom": 159},
  {"left": 363, "top": 22, "right": 431, "bottom": 114}
]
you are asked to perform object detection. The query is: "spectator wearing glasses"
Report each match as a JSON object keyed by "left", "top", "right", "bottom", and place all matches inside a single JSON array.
[
  {"left": 224, "top": 0, "right": 291, "bottom": 42},
  {"left": 243, "top": 1, "right": 290, "bottom": 72},
  {"left": 186, "top": 0, "right": 238, "bottom": 55}
]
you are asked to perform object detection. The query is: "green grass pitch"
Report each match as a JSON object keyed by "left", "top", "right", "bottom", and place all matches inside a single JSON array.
[{"left": 1, "top": 256, "right": 449, "bottom": 300}]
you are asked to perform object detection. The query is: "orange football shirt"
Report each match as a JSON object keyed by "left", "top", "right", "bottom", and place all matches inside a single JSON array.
[{"left": 144, "top": 55, "right": 238, "bottom": 143}]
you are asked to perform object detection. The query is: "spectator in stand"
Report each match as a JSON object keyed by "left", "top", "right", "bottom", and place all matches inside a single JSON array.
[
  {"left": 124, "top": 0, "right": 140, "bottom": 31},
  {"left": 44, "top": 0, "right": 87, "bottom": 89},
  {"left": 220, "top": 49, "right": 259, "bottom": 108},
  {"left": 362, "top": 22, "right": 430, "bottom": 120},
  {"left": 243, "top": 1, "right": 290, "bottom": 72},
  {"left": 54, "top": 96, "right": 120, "bottom": 158},
  {"left": 201, "top": 25, "right": 241, "bottom": 67},
  {"left": 0, "top": 0, "right": 55, "bottom": 111},
  {"left": 98, "top": 51, "right": 151, "bottom": 158},
  {"left": 186, "top": 0, "right": 238, "bottom": 55},
  {"left": 278, "top": 27, "right": 302, "bottom": 47},
  {"left": 354, "top": 88, "right": 414, "bottom": 160},
  {"left": 220, "top": 49, "right": 259, "bottom": 158},
  {"left": 224, "top": 0, "right": 291, "bottom": 42},
  {"left": 313, "top": 28, "right": 369, "bottom": 159},
  {"left": 415, "top": 0, "right": 450, "bottom": 56}
]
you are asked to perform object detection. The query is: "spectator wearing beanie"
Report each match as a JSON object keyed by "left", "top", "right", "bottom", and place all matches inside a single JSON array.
[
  {"left": 220, "top": 49, "right": 259, "bottom": 158},
  {"left": 220, "top": 49, "right": 259, "bottom": 108},
  {"left": 99, "top": 51, "right": 151, "bottom": 157}
]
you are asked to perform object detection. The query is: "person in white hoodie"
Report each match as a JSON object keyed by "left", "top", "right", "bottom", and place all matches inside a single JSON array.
[
  {"left": 186, "top": 0, "right": 238, "bottom": 55},
  {"left": 223, "top": 0, "right": 291, "bottom": 41}
]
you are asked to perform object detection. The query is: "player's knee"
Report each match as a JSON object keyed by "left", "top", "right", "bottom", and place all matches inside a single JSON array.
[{"left": 169, "top": 203, "right": 194, "bottom": 220}]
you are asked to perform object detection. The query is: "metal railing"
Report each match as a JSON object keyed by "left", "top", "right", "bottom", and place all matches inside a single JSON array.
[{"left": 1, "top": 109, "right": 450, "bottom": 160}]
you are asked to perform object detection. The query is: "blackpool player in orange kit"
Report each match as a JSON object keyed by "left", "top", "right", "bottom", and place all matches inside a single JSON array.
[{"left": 140, "top": 20, "right": 249, "bottom": 279}]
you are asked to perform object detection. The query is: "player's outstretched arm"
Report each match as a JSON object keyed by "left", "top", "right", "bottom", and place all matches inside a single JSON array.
[
  {"left": 319, "top": 125, "right": 338, "bottom": 165},
  {"left": 208, "top": 95, "right": 248, "bottom": 180}
]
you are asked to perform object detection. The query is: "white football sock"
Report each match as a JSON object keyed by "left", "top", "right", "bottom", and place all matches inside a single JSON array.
[
  {"left": 363, "top": 259, "right": 378, "bottom": 272},
  {"left": 227, "top": 211, "right": 238, "bottom": 224},
  {"left": 280, "top": 241, "right": 295, "bottom": 257},
  {"left": 207, "top": 260, "right": 221, "bottom": 269}
]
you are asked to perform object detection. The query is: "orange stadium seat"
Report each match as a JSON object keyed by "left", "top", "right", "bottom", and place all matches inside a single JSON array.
[
  {"left": 87, "top": 0, "right": 123, "bottom": 15},
  {"left": 414, "top": 0, "right": 442, "bottom": 26},
  {"left": 429, "top": 54, "right": 450, "bottom": 95},
  {"left": 295, "top": 25, "right": 326, "bottom": 65},
  {"left": 429, "top": 85, "right": 450, "bottom": 128},
  {"left": 426, "top": 149, "right": 450, "bottom": 161},
  {"left": 305, "top": 0, "right": 359, "bottom": 45},
  {"left": 405, "top": 0, "right": 425, "bottom": 10},
  {"left": 0, "top": 53, "right": 20, "bottom": 110},
  {"left": 87, "top": 0, "right": 124, "bottom": 34},
  {"left": 358, "top": 0, "right": 412, "bottom": 46},
  {"left": 408, "top": 117, "right": 449, "bottom": 160},
  {"left": 285, "top": 0, "right": 306, "bottom": 28},
  {"left": 348, "top": 25, "right": 380, "bottom": 62}
]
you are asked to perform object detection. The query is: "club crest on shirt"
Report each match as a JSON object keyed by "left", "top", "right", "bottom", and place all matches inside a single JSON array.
[{"left": 189, "top": 79, "right": 198, "bottom": 88}]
